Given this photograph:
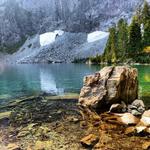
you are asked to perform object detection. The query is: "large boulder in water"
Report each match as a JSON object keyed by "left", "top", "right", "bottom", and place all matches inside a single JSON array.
[{"left": 79, "top": 66, "right": 138, "bottom": 109}]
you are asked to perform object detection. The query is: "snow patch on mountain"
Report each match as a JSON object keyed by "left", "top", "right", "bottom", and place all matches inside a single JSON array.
[
  {"left": 87, "top": 31, "right": 109, "bottom": 43},
  {"left": 7, "top": 31, "right": 109, "bottom": 63},
  {"left": 40, "top": 30, "right": 64, "bottom": 47}
]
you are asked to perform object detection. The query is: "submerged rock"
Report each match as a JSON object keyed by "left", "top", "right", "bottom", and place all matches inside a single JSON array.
[
  {"left": 34, "top": 140, "right": 53, "bottom": 150},
  {"left": 6, "top": 143, "right": 20, "bottom": 150},
  {"left": 9, "top": 96, "right": 79, "bottom": 126},
  {"left": 0, "top": 111, "right": 11, "bottom": 120},
  {"left": 80, "top": 134, "right": 99, "bottom": 147},
  {"left": 79, "top": 66, "right": 138, "bottom": 110}
]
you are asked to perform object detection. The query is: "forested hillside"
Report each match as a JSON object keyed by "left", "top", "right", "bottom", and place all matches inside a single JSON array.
[{"left": 90, "top": 1, "right": 150, "bottom": 64}]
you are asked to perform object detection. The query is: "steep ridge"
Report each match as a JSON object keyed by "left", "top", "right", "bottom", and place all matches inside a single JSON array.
[{"left": 0, "top": 0, "right": 144, "bottom": 46}]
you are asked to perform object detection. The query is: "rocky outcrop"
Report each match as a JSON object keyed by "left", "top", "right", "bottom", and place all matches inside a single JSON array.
[
  {"left": 79, "top": 109, "right": 150, "bottom": 149},
  {"left": 79, "top": 66, "right": 138, "bottom": 110},
  {"left": 79, "top": 66, "right": 149, "bottom": 149}
]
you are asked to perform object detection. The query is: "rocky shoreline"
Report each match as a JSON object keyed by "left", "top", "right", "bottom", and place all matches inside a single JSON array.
[
  {"left": 0, "top": 95, "right": 85, "bottom": 150},
  {"left": 79, "top": 66, "right": 150, "bottom": 150},
  {"left": 0, "top": 66, "right": 149, "bottom": 150},
  {"left": 0, "top": 95, "right": 149, "bottom": 150}
]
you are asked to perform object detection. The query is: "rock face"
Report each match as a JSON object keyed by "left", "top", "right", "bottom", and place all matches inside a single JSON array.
[
  {"left": 0, "top": 0, "right": 145, "bottom": 49},
  {"left": 79, "top": 66, "right": 138, "bottom": 109}
]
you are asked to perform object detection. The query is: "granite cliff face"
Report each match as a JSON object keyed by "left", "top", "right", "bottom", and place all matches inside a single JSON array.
[{"left": 0, "top": 0, "right": 144, "bottom": 47}]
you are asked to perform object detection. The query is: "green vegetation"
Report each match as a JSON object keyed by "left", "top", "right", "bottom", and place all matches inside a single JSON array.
[
  {"left": 142, "top": 1, "right": 150, "bottom": 25},
  {"left": 133, "top": 52, "right": 150, "bottom": 63},
  {"left": 128, "top": 16, "right": 142, "bottom": 55},
  {"left": 116, "top": 19, "right": 128, "bottom": 59},
  {"left": 103, "top": 27, "right": 117, "bottom": 63},
  {"left": 143, "top": 20, "right": 150, "bottom": 47},
  {"left": 73, "top": 58, "right": 89, "bottom": 63},
  {"left": 90, "top": 1, "right": 150, "bottom": 64},
  {"left": 89, "top": 55, "right": 102, "bottom": 64},
  {"left": 0, "top": 37, "right": 26, "bottom": 54}
]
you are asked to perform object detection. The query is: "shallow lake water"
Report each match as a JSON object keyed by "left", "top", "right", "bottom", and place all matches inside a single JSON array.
[{"left": 0, "top": 63, "right": 149, "bottom": 105}]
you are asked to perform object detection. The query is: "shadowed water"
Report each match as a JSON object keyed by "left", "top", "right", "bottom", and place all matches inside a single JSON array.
[{"left": 0, "top": 64, "right": 149, "bottom": 105}]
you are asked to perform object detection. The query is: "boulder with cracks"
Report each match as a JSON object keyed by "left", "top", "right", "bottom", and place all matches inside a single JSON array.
[{"left": 79, "top": 66, "right": 138, "bottom": 110}]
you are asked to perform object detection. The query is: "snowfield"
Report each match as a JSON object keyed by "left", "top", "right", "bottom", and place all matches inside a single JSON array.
[
  {"left": 40, "top": 30, "right": 109, "bottom": 47},
  {"left": 40, "top": 30, "right": 64, "bottom": 47},
  {"left": 87, "top": 31, "right": 109, "bottom": 43}
]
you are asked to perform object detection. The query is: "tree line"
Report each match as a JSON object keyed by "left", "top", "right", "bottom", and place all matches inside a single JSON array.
[{"left": 90, "top": 1, "right": 150, "bottom": 64}]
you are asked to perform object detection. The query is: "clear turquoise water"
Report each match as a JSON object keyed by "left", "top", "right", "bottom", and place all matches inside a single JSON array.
[{"left": 0, "top": 64, "right": 149, "bottom": 104}]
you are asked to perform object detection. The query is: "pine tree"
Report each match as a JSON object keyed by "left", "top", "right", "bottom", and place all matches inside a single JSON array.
[
  {"left": 111, "top": 27, "right": 117, "bottom": 63},
  {"left": 116, "top": 19, "right": 128, "bottom": 59},
  {"left": 103, "top": 31, "right": 111, "bottom": 62},
  {"left": 136, "top": 5, "right": 143, "bottom": 24},
  {"left": 103, "top": 27, "right": 117, "bottom": 63},
  {"left": 128, "top": 16, "right": 142, "bottom": 55},
  {"left": 143, "top": 20, "right": 150, "bottom": 47},
  {"left": 141, "top": 1, "right": 150, "bottom": 47},
  {"left": 142, "top": 1, "right": 150, "bottom": 25}
]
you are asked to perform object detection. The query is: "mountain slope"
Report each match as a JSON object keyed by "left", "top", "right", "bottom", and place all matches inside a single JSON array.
[
  {"left": 0, "top": 0, "right": 144, "bottom": 48},
  {"left": 7, "top": 31, "right": 109, "bottom": 63}
]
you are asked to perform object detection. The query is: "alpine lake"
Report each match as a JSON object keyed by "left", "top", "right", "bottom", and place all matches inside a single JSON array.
[
  {"left": 0, "top": 63, "right": 149, "bottom": 105},
  {"left": 0, "top": 63, "right": 149, "bottom": 150}
]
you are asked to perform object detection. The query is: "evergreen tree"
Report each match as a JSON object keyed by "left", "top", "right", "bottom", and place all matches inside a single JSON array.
[
  {"left": 128, "top": 16, "right": 142, "bottom": 55},
  {"left": 103, "top": 30, "right": 111, "bottom": 62},
  {"left": 143, "top": 20, "right": 150, "bottom": 47},
  {"left": 135, "top": 5, "right": 143, "bottom": 24},
  {"left": 142, "top": 1, "right": 150, "bottom": 25},
  {"left": 141, "top": 1, "right": 150, "bottom": 47},
  {"left": 103, "top": 27, "right": 117, "bottom": 63},
  {"left": 116, "top": 19, "right": 128, "bottom": 59}
]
